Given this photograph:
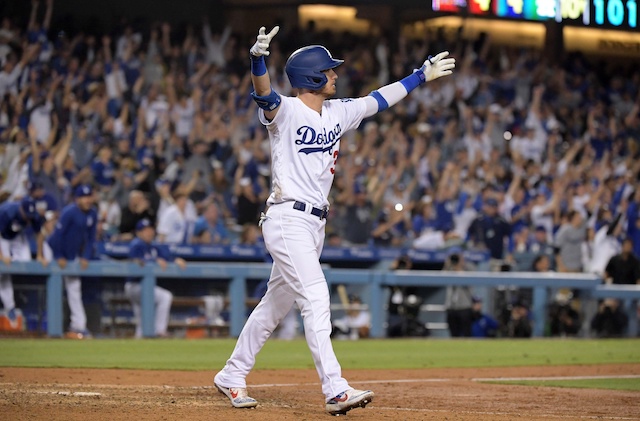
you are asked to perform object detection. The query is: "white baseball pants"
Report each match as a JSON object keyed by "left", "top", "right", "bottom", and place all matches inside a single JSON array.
[
  {"left": 124, "top": 281, "right": 173, "bottom": 338},
  {"left": 0, "top": 236, "right": 33, "bottom": 311},
  {"left": 64, "top": 272, "right": 87, "bottom": 333},
  {"left": 215, "top": 204, "right": 350, "bottom": 400}
]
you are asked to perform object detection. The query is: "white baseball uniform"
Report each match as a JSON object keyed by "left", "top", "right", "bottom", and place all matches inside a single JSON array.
[
  {"left": 0, "top": 234, "right": 32, "bottom": 311},
  {"left": 215, "top": 95, "right": 368, "bottom": 399}
]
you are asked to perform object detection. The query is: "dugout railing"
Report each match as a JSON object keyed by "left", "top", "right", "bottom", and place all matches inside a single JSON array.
[{"left": 1, "top": 261, "right": 638, "bottom": 338}]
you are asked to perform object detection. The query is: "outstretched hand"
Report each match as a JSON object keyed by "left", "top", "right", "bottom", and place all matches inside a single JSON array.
[
  {"left": 421, "top": 51, "right": 456, "bottom": 82},
  {"left": 250, "top": 26, "right": 280, "bottom": 57}
]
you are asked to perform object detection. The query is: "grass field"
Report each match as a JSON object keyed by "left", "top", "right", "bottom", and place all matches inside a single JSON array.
[
  {"left": 0, "top": 338, "right": 638, "bottom": 370},
  {"left": 486, "top": 378, "right": 640, "bottom": 391}
]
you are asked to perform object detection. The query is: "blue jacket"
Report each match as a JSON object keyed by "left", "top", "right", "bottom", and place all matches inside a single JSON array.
[
  {"left": 0, "top": 202, "right": 43, "bottom": 240},
  {"left": 48, "top": 203, "right": 97, "bottom": 260},
  {"left": 128, "top": 238, "right": 171, "bottom": 263}
]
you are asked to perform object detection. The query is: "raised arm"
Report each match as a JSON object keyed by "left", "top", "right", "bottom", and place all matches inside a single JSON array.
[
  {"left": 28, "top": 0, "right": 39, "bottom": 32},
  {"left": 43, "top": 0, "right": 53, "bottom": 31},
  {"left": 362, "top": 51, "right": 455, "bottom": 118},
  {"left": 249, "top": 26, "right": 280, "bottom": 120}
]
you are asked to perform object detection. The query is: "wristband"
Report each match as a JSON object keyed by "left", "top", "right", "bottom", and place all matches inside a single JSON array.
[
  {"left": 400, "top": 68, "right": 426, "bottom": 93},
  {"left": 250, "top": 55, "right": 267, "bottom": 76}
]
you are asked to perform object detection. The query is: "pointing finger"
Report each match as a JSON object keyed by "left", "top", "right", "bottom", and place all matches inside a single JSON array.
[
  {"left": 267, "top": 26, "right": 280, "bottom": 41},
  {"left": 258, "top": 26, "right": 266, "bottom": 36}
]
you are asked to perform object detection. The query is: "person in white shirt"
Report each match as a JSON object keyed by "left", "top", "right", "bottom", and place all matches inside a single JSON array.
[
  {"left": 156, "top": 192, "right": 196, "bottom": 244},
  {"left": 585, "top": 212, "right": 623, "bottom": 276},
  {"left": 0, "top": 46, "right": 36, "bottom": 98}
]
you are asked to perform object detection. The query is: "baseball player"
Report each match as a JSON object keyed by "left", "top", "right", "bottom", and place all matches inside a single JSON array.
[
  {"left": 214, "top": 26, "right": 455, "bottom": 415},
  {"left": 125, "top": 218, "right": 186, "bottom": 338},
  {"left": 0, "top": 195, "right": 47, "bottom": 323},
  {"left": 47, "top": 184, "right": 97, "bottom": 339}
]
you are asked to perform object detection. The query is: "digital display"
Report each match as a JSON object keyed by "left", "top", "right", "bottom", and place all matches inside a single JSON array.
[{"left": 432, "top": 0, "right": 638, "bottom": 30}]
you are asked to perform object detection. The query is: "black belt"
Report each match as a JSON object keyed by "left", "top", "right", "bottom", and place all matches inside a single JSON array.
[{"left": 293, "top": 201, "right": 328, "bottom": 220}]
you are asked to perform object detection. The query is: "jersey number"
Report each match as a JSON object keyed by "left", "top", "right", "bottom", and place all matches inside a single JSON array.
[{"left": 330, "top": 150, "right": 339, "bottom": 174}]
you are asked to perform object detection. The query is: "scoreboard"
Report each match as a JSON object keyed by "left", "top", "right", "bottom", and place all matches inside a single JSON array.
[{"left": 432, "top": 0, "right": 638, "bottom": 30}]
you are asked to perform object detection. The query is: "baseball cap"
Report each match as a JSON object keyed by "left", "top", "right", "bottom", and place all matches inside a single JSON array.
[
  {"left": 534, "top": 225, "right": 546, "bottom": 232},
  {"left": 136, "top": 218, "right": 153, "bottom": 231},
  {"left": 20, "top": 197, "right": 38, "bottom": 219},
  {"left": 74, "top": 184, "right": 93, "bottom": 197},
  {"left": 28, "top": 180, "right": 44, "bottom": 193}
]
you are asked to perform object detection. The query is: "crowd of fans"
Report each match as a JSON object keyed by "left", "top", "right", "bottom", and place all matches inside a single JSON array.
[{"left": 2, "top": 0, "right": 640, "bottom": 287}]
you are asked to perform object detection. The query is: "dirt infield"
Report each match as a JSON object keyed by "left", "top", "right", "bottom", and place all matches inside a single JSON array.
[{"left": 1, "top": 364, "right": 639, "bottom": 420}]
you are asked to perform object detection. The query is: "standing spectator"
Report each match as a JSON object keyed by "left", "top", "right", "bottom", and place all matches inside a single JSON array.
[
  {"left": 554, "top": 210, "right": 587, "bottom": 272},
  {"left": 529, "top": 189, "right": 561, "bottom": 243},
  {"left": 182, "top": 141, "right": 210, "bottom": 201},
  {"left": 27, "top": 0, "right": 54, "bottom": 63},
  {"left": 70, "top": 111, "right": 98, "bottom": 170},
  {"left": 169, "top": 84, "right": 201, "bottom": 142},
  {"left": 0, "top": 44, "right": 37, "bottom": 98},
  {"left": 202, "top": 23, "right": 231, "bottom": 69},
  {"left": 27, "top": 74, "right": 62, "bottom": 145},
  {"left": 28, "top": 122, "right": 71, "bottom": 210},
  {"left": 117, "top": 190, "right": 155, "bottom": 241},
  {"left": 47, "top": 184, "right": 97, "bottom": 339},
  {"left": 101, "top": 36, "right": 127, "bottom": 117},
  {"left": 125, "top": 218, "right": 186, "bottom": 338},
  {"left": 467, "top": 198, "right": 511, "bottom": 270},
  {"left": 91, "top": 145, "right": 116, "bottom": 188},
  {"left": 434, "top": 162, "right": 461, "bottom": 233},
  {"left": 586, "top": 211, "right": 623, "bottom": 276},
  {"left": 337, "top": 160, "right": 386, "bottom": 245},
  {"left": 371, "top": 203, "right": 411, "bottom": 247},
  {"left": 604, "top": 238, "right": 640, "bottom": 285},
  {"left": 529, "top": 225, "right": 555, "bottom": 258},
  {"left": 0, "top": 196, "right": 47, "bottom": 323},
  {"left": 626, "top": 189, "right": 640, "bottom": 258}
]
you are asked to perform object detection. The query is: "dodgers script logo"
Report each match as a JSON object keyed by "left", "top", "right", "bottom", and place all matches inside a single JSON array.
[{"left": 295, "top": 123, "right": 342, "bottom": 154}]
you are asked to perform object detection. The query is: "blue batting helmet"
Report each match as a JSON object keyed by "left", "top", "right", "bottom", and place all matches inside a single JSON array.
[{"left": 285, "top": 45, "right": 344, "bottom": 90}]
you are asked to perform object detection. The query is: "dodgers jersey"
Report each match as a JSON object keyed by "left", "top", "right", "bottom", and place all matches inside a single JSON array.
[
  {"left": 47, "top": 203, "right": 97, "bottom": 260},
  {"left": 0, "top": 202, "right": 43, "bottom": 240},
  {"left": 259, "top": 95, "right": 367, "bottom": 208},
  {"left": 128, "top": 238, "right": 171, "bottom": 262}
]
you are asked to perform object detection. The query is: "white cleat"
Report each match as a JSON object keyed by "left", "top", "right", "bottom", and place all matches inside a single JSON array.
[
  {"left": 215, "top": 383, "right": 258, "bottom": 409},
  {"left": 325, "top": 389, "right": 374, "bottom": 416}
]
